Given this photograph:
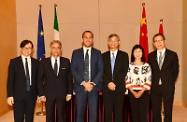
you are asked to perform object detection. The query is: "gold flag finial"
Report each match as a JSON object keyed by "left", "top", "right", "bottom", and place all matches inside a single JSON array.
[
  {"left": 39, "top": 4, "right": 42, "bottom": 8},
  {"left": 54, "top": 4, "right": 57, "bottom": 7},
  {"left": 160, "top": 19, "right": 163, "bottom": 23},
  {"left": 142, "top": 3, "right": 145, "bottom": 7}
]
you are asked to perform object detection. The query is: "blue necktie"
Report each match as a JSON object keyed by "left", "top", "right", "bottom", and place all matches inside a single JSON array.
[
  {"left": 111, "top": 53, "right": 115, "bottom": 77},
  {"left": 25, "top": 58, "right": 30, "bottom": 91},
  {"left": 83, "top": 49, "right": 89, "bottom": 81}
]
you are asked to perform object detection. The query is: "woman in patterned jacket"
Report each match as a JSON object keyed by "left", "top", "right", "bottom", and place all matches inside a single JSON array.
[{"left": 125, "top": 44, "right": 152, "bottom": 122}]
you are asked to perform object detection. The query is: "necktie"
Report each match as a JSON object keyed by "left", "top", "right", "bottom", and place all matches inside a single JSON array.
[
  {"left": 158, "top": 52, "right": 163, "bottom": 85},
  {"left": 111, "top": 53, "right": 115, "bottom": 77},
  {"left": 25, "top": 58, "right": 30, "bottom": 91},
  {"left": 83, "top": 49, "right": 89, "bottom": 81},
  {"left": 54, "top": 59, "right": 58, "bottom": 76},
  {"left": 159, "top": 51, "right": 163, "bottom": 69}
]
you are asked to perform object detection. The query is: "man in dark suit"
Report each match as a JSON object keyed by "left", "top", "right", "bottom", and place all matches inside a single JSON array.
[
  {"left": 148, "top": 33, "right": 179, "bottom": 122},
  {"left": 71, "top": 30, "right": 103, "bottom": 122},
  {"left": 102, "top": 33, "right": 129, "bottom": 122},
  {"left": 7, "top": 40, "right": 39, "bottom": 122},
  {"left": 37, "top": 40, "right": 73, "bottom": 122}
]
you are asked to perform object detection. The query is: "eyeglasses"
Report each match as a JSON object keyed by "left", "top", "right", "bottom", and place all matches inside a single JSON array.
[
  {"left": 153, "top": 40, "right": 164, "bottom": 43},
  {"left": 23, "top": 47, "right": 32, "bottom": 50}
]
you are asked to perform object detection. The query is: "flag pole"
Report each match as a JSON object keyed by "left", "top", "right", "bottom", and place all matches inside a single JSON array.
[
  {"left": 159, "top": 18, "right": 165, "bottom": 116},
  {"left": 36, "top": 4, "right": 46, "bottom": 116},
  {"left": 160, "top": 17, "right": 164, "bottom": 117},
  {"left": 36, "top": 102, "right": 46, "bottom": 116}
]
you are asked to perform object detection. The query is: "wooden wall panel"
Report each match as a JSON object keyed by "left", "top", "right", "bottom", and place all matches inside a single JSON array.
[
  {"left": 0, "top": 1, "right": 17, "bottom": 116},
  {"left": 182, "top": 0, "right": 187, "bottom": 106}
]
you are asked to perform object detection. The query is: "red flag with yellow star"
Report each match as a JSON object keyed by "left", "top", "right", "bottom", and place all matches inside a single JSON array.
[{"left": 139, "top": 3, "right": 148, "bottom": 62}]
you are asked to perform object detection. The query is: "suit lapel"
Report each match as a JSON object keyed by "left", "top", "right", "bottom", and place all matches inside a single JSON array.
[
  {"left": 161, "top": 49, "right": 168, "bottom": 70},
  {"left": 79, "top": 48, "right": 85, "bottom": 76},
  {"left": 91, "top": 48, "right": 93, "bottom": 72},
  {"left": 19, "top": 56, "right": 26, "bottom": 77},
  {"left": 106, "top": 51, "right": 113, "bottom": 79},
  {"left": 58, "top": 57, "right": 62, "bottom": 77},
  {"left": 113, "top": 51, "right": 120, "bottom": 79},
  {"left": 80, "top": 48, "right": 84, "bottom": 67},
  {"left": 91, "top": 48, "right": 96, "bottom": 72},
  {"left": 48, "top": 57, "right": 57, "bottom": 76},
  {"left": 152, "top": 51, "right": 160, "bottom": 70},
  {"left": 31, "top": 58, "right": 34, "bottom": 84}
]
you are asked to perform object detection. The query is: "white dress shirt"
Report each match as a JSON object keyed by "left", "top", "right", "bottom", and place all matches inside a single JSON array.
[{"left": 51, "top": 56, "right": 60, "bottom": 75}]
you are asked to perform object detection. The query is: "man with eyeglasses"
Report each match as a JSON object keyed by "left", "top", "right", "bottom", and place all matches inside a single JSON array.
[
  {"left": 7, "top": 40, "right": 39, "bottom": 122},
  {"left": 148, "top": 33, "right": 179, "bottom": 122}
]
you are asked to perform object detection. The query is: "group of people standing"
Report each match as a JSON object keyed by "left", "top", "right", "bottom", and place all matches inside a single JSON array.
[{"left": 6, "top": 30, "right": 179, "bottom": 122}]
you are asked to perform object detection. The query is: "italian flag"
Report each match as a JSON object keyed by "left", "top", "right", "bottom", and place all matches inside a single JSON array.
[{"left": 54, "top": 5, "right": 59, "bottom": 40}]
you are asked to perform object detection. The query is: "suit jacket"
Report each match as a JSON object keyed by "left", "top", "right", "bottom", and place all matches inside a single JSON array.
[
  {"left": 102, "top": 50, "right": 129, "bottom": 93},
  {"left": 37, "top": 57, "right": 73, "bottom": 99},
  {"left": 71, "top": 47, "right": 103, "bottom": 93},
  {"left": 7, "top": 56, "right": 39, "bottom": 100},
  {"left": 148, "top": 49, "right": 179, "bottom": 91}
]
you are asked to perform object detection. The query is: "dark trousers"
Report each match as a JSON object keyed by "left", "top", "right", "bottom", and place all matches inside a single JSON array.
[
  {"left": 13, "top": 90, "right": 36, "bottom": 122},
  {"left": 128, "top": 90, "right": 149, "bottom": 122},
  {"left": 103, "top": 91, "right": 124, "bottom": 122},
  {"left": 45, "top": 98, "right": 66, "bottom": 122},
  {"left": 75, "top": 90, "right": 99, "bottom": 122},
  {"left": 151, "top": 85, "right": 174, "bottom": 122}
]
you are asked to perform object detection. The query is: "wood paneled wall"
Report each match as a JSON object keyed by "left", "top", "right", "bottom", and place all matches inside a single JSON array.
[
  {"left": 0, "top": 1, "right": 17, "bottom": 116},
  {"left": 182, "top": 0, "right": 187, "bottom": 106}
]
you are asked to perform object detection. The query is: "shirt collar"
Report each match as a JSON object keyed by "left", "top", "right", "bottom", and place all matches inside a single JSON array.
[
  {"left": 110, "top": 50, "right": 118, "bottom": 57},
  {"left": 157, "top": 48, "right": 166, "bottom": 55},
  {"left": 51, "top": 56, "right": 60, "bottom": 61},
  {"left": 83, "top": 46, "right": 92, "bottom": 52},
  {"left": 21, "top": 55, "right": 31, "bottom": 60}
]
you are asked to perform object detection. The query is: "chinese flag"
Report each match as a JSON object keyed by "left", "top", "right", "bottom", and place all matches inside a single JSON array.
[
  {"left": 139, "top": 3, "right": 148, "bottom": 62},
  {"left": 159, "top": 19, "right": 164, "bottom": 34}
]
